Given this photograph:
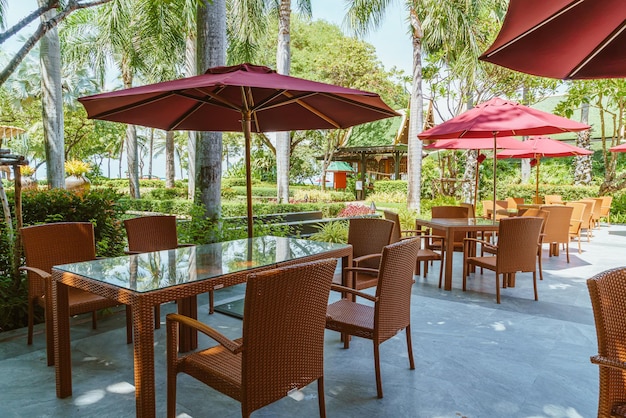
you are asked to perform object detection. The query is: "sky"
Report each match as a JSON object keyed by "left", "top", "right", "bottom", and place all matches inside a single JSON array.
[{"left": 3, "top": 1, "right": 413, "bottom": 179}]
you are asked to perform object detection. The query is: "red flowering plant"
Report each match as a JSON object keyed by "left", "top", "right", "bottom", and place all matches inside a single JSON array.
[{"left": 337, "top": 203, "right": 374, "bottom": 218}]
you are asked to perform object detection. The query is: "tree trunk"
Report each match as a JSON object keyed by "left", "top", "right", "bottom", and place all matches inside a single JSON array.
[
  {"left": 275, "top": 0, "right": 291, "bottom": 203},
  {"left": 165, "top": 130, "right": 175, "bottom": 188},
  {"left": 574, "top": 102, "right": 591, "bottom": 185},
  {"left": 122, "top": 67, "right": 140, "bottom": 198},
  {"left": 185, "top": 33, "right": 197, "bottom": 200},
  {"left": 196, "top": 0, "right": 225, "bottom": 220},
  {"left": 38, "top": 0, "right": 64, "bottom": 189},
  {"left": 407, "top": 9, "right": 423, "bottom": 212},
  {"left": 461, "top": 96, "right": 475, "bottom": 204}
]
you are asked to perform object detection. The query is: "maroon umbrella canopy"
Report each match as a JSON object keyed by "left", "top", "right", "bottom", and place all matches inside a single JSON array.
[
  {"left": 418, "top": 97, "right": 589, "bottom": 211},
  {"left": 610, "top": 143, "right": 626, "bottom": 153},
  {"left": 479, "top": 0, "right": 626, "bottom": 79},
  {"left": 497, "top": 136, "right": 593, "bottom": 200},
  {"left": 79, "top": 63, "right": 399, "bottom": 237}
]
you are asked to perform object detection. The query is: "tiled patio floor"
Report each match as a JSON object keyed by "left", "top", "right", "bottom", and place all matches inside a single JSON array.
[{"left": 2, "top": 222, "right": 625, "bottom": 417}]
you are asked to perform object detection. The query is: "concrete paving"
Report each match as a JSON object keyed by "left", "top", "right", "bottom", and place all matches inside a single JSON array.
[{"left": 2, "top": 222, "right": 624, "bottom": 417}]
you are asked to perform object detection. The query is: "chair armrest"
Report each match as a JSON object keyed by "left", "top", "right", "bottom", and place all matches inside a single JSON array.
[
  {"left": 353, "top": 253, "right": 381, "bottom": 265},
  {"left": 19, "top": 266, "right": 51, "bottom": 279},
  {"left": 330, "top": 283, "right": 377, "bottom": 302},
  {"left": 590, "top": 355, "right": 626, "bottom": 371},
  {"left": 177, "top": 244, "right": 195, "bottom": 248},
  {"left": 124, "top": 250, "right": 141, "bottom": 255},
  {"left": 166, "top": 313, "right": 243, "bottom": 354},
  {"left": 343, "top": 266, "right": 379, "bottom": 276},
  {"left": 463, "top": 237, "right": 496, "bottom": 251}
]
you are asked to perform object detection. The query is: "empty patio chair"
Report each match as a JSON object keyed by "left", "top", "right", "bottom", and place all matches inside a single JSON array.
[
  {"left": 166, "top": 258, "right": 337, "bottom": 418},
  {"left": 348, "top": 217, "right": 394, "bottom": 291},
  {"left": 566, "top": 202, "right": 586, "bottom": 254},
  {"left": 540, "top": 205, "right": 574, "bottom": 263},
  {"left": 544, "top": 194, "right": 563, "bottom": 205},
  {"left": 575, "top": 199, "right": 596, "bottom": 241},
  {"left": 124, "top": 215, "right": 198, "bottom": 325},
  {"left": 506, "top": 197, "right": 524, "bottom": 211},
  {"left": 481, "top": 200, "right": 508, "bottom": 220},
  {"left": 600, "top": 195, "right": 613, "bottom": 225},
  {"left": 326, "top": 238, "right": 419, "bottom": 398},
  {"left": 587, "top": 267, "right": 626, "bottom": 418},
  {"left": 428, "top": 205, "right": 469, "bottom": 251},
  {"left": 590, "top": 197, "right": 605, "bottom": 228},
  {"left": 20, "top": 222, "right": 132, "bottom": 365},
  {"left": 383, "top": 210, "right": 444, "bottom": 285},
  {"left": 462, "top": 217, "right": 544, "bottom": 304}
]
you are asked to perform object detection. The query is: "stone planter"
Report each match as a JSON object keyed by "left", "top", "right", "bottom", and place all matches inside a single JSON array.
[{"left": 65, "top": 175, "right": 91, "bottom": 193}]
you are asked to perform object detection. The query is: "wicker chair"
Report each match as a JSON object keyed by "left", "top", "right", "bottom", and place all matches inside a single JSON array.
[
  {"left": 20, "top": 222, "right": 132, "bottom": 365},
  {"left": 575, "top": 199, "right": 596, "bottom": 242},
  {"left": 462, "top": 217, "right": 544, "bottom": 304},
  {"left": 566, "top": 202, "right": 586, "bottom": 254},
  {"left": 326, "top": 238, "right": 419, "bottom": 398},
  {"left": 540, "top": 205, "right": 574, "bottom": 262},
  {"left": 587, "top": 267, "right": 626, "bottom": 418},
  {"left": 347, "top": 217, "right": 394, "bottom": 291},
  {"left": 591, "top": 197, "right": 605, "bottom": 229},
  {"left": 544, "top": 194, "right": 563, "bottom": 205},
  {"left": 166, "top": 258, "right": 337, "bottom": 418},
  {"left": 124, "top": 215, "right": 198, "bottom": 327},
  {"left": 428, "top": 205, "right": 469, "bottom": 252},
  {"left": 600, "top": 195, "right": 613, "bottom": 226},
  {"left": 383, "top": 210, "right": 444, "bottom": 285}
]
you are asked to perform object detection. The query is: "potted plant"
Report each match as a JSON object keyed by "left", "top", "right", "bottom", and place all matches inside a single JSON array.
[
  {"left": 64, "top": 160, "right": 91, "bottom": 192},
  {"left": 20, "top": 165, "right": 37, "bottom": 190}
]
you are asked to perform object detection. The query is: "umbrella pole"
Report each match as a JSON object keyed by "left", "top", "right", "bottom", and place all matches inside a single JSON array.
[
  {"left": 535, "top": 158, "right": 540, "bottom": 204},
  {"left": 242, "top": 111, "right": 254, "bottom": 238},
  {"left": 492, "top": 132, "right": 497, "bottom": 222},
  {"left": 474, "top": 156, "right": 479, "bottom": 209}
]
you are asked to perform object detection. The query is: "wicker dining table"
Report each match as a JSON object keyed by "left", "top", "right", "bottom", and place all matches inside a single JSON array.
[
  {"left": 50, "top": 235, "right": 352, "bottom": 418},
  {"left": 415, "top": 217, "right": 499, "bottom": 290}
]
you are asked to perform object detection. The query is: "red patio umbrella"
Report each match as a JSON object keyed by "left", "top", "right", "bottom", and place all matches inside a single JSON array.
[
  {"left": 497, "top": 136, "right": 593, "bottom": 201},
  {"left": 418, "top": 97, "right": 590, "bottom": 214},
  {"left": 479, "top": 0, "right": 626, "bottom": 79},
  {"left": 610, "top": 143, "right": 626, "bottom": 152},
  {"left": 424, "top": 136, "right": 525, "bottom": 206},
  {"left": 78, "top": 63, "right": 399, "bottom": 237}
]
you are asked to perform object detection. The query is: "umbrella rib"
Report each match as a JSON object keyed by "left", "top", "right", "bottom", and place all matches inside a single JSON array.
[
  {"left": 484, "top": 0, "right": 583, "bottom": 58},
  {"left": 281, "top": 92, "right": 341, "bottom": 128},
  {"left": 569, "top": 21, "right": 626, "bottom": 78},
  {"left": 168, "top": 101, "right": 204, "bottom": 131},
  {"left": 176, "top": 88, "right": 241, "bottom": 112},
  {"left": 89, "top": 92, "right": 174, "bottom": 119}
]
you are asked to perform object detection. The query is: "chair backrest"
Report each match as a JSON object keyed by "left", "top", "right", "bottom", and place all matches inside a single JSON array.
[
  {"left": 383, "top": 210, "right": 403, "bottom": 244},
  {"left": 21, "top": 222, "right": 96, "bottom": 298},
  {"left": 374, "top": 238, "right": 420, "bottom": 342},
  {"left": 506, "top": 197, "right": 524, "bottom": 210},
  {"left": 242, "top": 258, "right": 336, "bottom": 412},
  {"left": 566, "top": 202, "right": 586, "bottom": 235},
  {"left": 544, "top": 194, "right": 563, "bottom": 205},
  {"left": 481, "top": 200, "right": 508, "bottom": 219},
  {"left": 495, "top": 217, "right": 544, "bottom": 274},
  {"left": 591, "top": 197, "right": 604, "bottom": 222},
  {"left": 539, "top": 205, "right": 574, "bottom": 243},
  {"left": 348, "top": 218, "right": 394, "bottom": 268},
  {"left": 431, "top": 205, "right": 469, "bottom": 245},
  {"left": 459, "top": 203, "right": 475, "bottom": 218},
  {"left": 587, "top": 267, "right": 626, "bottom": 365},
  {"left": 124, "top": 215, "right": 179, "bottom": 252},
  {"left": 574, "top": 199, "right": 595, "bottom": 230},
  {"left": 600, "top": 195, "right": 613, "bottom": 217},
  {"left": 520, "top": 207, "right": 540, "bottom": 217}
]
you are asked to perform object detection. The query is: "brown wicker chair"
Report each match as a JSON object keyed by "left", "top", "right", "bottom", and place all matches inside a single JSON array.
[
  {"left": 326, "top": 238, "right": 419, "bottom": 398},
  {"left": 124, "top": 215, "right": 198, "bottom": 327},
  {"left": 566, "top": 202, "right": 586, "bottom": 254},
  {"left": 347, "top": 217, "right": 394, "bottom": 291},
  {"left": 462, "top": 217, "right": 544, "bottom": 304},
  {"left": 428, "top": 205, "right": 469, "bottom": 251},
  {"left": 544, "top": 194, "right": 563, "bottom": 205},
  {"left": 383, "top": 209, "right": 444, "bottom": 286},
  {"left": 600, "top": 195, "right": 613, "bottom": 225},
  {"left": 575, "top": 199, "right": 596, "bottom": 242},
  {"left": 540, "top": 205, "right": 574, "bottom": 262},
  {"left": 20, "top": 222, "right": 132, "bottom": 365},
  {"left": 587, "top": 267, "right": 626, "bottom": 418},
  {"left": 166, "top": 258, "right": 337, "bottom": 418},
  {"left": 591, "top": 197, "right": 605, "bottom": 229}
]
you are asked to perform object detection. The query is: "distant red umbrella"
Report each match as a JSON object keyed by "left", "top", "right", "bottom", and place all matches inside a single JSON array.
[
  {"left": 479, "top": 0, "right": 626, "bottom": 79},
  {"left": 424, "top": 136, "right": 526, "bottom": 206},
  {"left": 610, "top": 143, "right": 626, "bottom": 152},
  {"left": 497, "top": 136, "right": 593, "bottom": 200},
  {"left": 418, "top": 97, "right": 589, "bottom": 212},
  {"left": 78, "top": 63, "right": 399, "bottom": 237}
]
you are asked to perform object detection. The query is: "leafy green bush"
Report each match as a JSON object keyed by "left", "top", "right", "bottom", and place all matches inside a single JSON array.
[
  {"left": 308, "top": 220, "right": 348, "bottom": 243},
  {"left": 374, "top": 180, "right": 407, "bottom": 194},
  {"left": 146, "top": 187, "right": 187, "bottom": 200}
]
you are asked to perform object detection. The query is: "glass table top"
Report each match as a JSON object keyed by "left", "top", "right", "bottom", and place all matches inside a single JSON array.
[{"left": 53, "top": 236, "right": 348, "bottom": 293}]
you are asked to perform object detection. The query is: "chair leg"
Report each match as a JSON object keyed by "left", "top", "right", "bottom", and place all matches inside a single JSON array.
[
  {"left": 27, "top": 300, "right": 34, "bottom": 345},
  {"left": 405, "top": 325, "right": 415, "bottom": 370},
  {"left": 533, "top": 271, "right": 538, "bottom": 301},
  {"left": 208, "top": 291, "right": 214, "bottom": 314},
  {"left": 495, "top": 274, "right": 501, "bottom": 304},
  {"left": 538, "top": 248, "right": 544, "bottom": 281},
  {"left": 566, "top": 242, "right": 570, "bottom": 263},
  {"left": 373, "top": 342, "right": 383, "bottom": 398},
  {"left": 317, "top": 377, "right": 326, "bottom": 418},
  {"left": 437, "top": 256, "right": 444, "bottom": 289},
  {"left": 92, "top": 310, "right": 97, "bottom": 329},
  {"left": 167, "top": 320, "right": 178, "bottom": 418}
]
